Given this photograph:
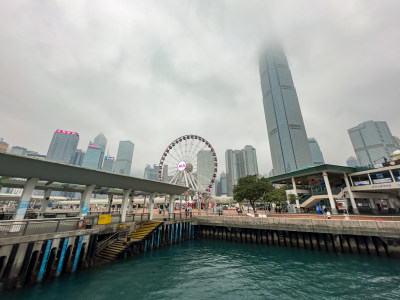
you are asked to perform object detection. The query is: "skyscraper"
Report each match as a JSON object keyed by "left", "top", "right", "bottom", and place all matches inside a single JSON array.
[
  {"left": 308, "top": 138, "right": 325, "bottom": 166},
  {"left": 225, "top": 146, "right": 260, "bottom": 196},
  {"left": 259, "top": 44, "right": 312, "bottom": 175},
  {"left": 348, "top": 120, "right": 397, "bottom": 166},
  {"left": 46, "top": 129, "right": 79, "bottom": 164},
  {"left": 219, "top": 172, "right": 228, "bottom": 196},
  {"left": 243, "top": 145, "right": 259, "bottom": 175},
  {"left": 102, "top": 156, "right": 115, "bottom": 172},
  {"left": 81, "top": 143, "right": 104, "bottom": 169},
  {"left": 114, "top": 140, "right": 134, "bottom": 175},
  {"left": 393, "top": 136, "right": 400, "bottom": 150},
  {"left": 144, "top": 164, "right": 159, "bottom": 180},
  {"left": 197, "top": 150, "right": 215, "bottom": 194},
  {"left": 71, "top": 149, "right": 85, "bottom": 166},
  {"left": 93, "top": 133, "right": 107, "bottom": 168}
]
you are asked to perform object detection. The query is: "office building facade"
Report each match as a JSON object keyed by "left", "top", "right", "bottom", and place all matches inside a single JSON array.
[
  {"left": 102, "top": 156, "right": 115, "bottom": 172},
  {"left": 144, "top": 164, "right": 159, "bottom": 181},
  {"left": 71, "top": 149, "right": 85, "bottom": 166},
  {"left": 348, "top": 120, "right": 397, "bottom": 166},
  {"left": 46, "top": 129, "right": 79, "bottom": 164},
  {"left": 225, "top": 146, "right": 259, "bottom": 196},
  {"left": 81, "top": 143, "right": 104, "bottom": 169},
  {"left": 259, "top": 44, "right": 312, "bottom": 175},
  {"left": 393, "top": 136, "right": 400, "bottom": 150},
  {"left": 114, "top": 140, "right": 134, "bottom": 175},
  {"left": 216, "top": 172, "right": 228, "bottom": 196},
  {"left": 93, "top": 133, "right": 107, "bottom": 168},
  {"left": 10, "top": 146, "right": 27, "bottom": 156},
  {"left": 197, "top": 150, "right": 215, "bottom": 194},
  {"left": 308, "top": 138, "right": 325, "bottom": 166}
]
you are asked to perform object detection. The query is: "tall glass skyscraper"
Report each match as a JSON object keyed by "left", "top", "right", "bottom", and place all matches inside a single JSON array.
[
  {"left": 81, "top": 143, "right": 103, "bottom": 169},
  {"left": 93, "top": 133, "right": 107, "bottom": 168},
  {"left": 259, "top": 44, "right": 312, "bottom": 175},
  {"left": 114, "top": 140, "right": 134, "bottom": 175},
  {"left": 348, "top": 120, "right": 397, "bottom": 166},
  {"left": 308, "top": 138, "right": 325, "bottom": 166},
  {"left": 46, "top": 129, "right": 79, "bottom": 164}
]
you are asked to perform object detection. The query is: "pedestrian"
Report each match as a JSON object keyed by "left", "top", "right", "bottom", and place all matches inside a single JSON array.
[{"left": 327, "top": 211, "right": 331, "bottom": 219}]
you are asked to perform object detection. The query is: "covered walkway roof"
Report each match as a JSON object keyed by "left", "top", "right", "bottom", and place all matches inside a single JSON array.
[
  {"left": 268, "top": 164, "right": 361, "bottom": 184},
  {"left": 0, "top": 153, "right": 188, "bottom": 195}
]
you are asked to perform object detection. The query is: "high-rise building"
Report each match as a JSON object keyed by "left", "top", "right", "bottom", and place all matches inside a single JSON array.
[
  {"left": 71, "top": 149, "right": 85, "bottom": 166},
  {"left": 225, "top": 150, "right": 234, "bottom": 196},
  {"left": 161, "top": 165, "right": 169, "bottom": 182},
  {"left": 243, "top": 145, "right": 259, "bottom": 175},
  {"left": 259, "top": 44, "right": 313, "bottom": 175},
  {"left": 114, "top": 140, "right": 134, "bottom": 175},
  {"left": 81, "top": 143, "right": 104, "bottom": 169},
  {"left": 393, "top": 136, "right": 400, "bottom": 150},
  {"left": 225, "top": 146, "right": 260, "bottom": 196},
  {"left": 144, "top": 164, "right": 159, "bottom": 181},
  {"left": 93, "top": 133, "right": 107, "bottom": 168},
  {"left": 46, "top": 129, "right": 79, "bottom": 164},
  {"left": 346, "top": 156, "right": 359, "bottom": 168},
  {"left": 102, "top": 156, "right": 115, "bottom": 172},
  {"left": 348, "top": 120, "right": 397, "bottom": 166},
  {"left": 0, "top": 138, "right": 8, "bottom": 153},
  {"left": 197, "top": 150, "right": 215, "bottom": 194},
  {"left": 308, "top": 138, "right": 325, "bottom": 166},
  {"left": 219, "top": 172, "right": 228, "bottom": 196},
  {"left": 10, "top": 146, "right": 27, "bottom": 156}
]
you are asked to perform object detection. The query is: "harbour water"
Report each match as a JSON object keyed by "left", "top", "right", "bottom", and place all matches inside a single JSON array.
[{"left": 4, "top": 239, "right": 400, "bottom": 299}]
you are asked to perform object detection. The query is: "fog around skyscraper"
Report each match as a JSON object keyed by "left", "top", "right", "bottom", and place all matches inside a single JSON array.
[
  {"left": 259, "top": 43, "right": 313, "bottom": 175},
  {"left": 1, "top": 1, "right": 399, "bottom": 177}
]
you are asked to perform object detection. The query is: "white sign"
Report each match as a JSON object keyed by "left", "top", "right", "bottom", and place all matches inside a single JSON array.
[{"left": 177, "top": 161, "right": 186, "bottom": 171}]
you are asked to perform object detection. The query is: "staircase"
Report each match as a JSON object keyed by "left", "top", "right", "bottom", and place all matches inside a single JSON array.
[
  {"left": 128, "top": 220, "right": 162, "bottom": 241},
  {"left": 300, "top": 188, "right": 346, "bottom": 208},
  {"left": 95, "top": 220, "right": 163, "bottom": 263}
]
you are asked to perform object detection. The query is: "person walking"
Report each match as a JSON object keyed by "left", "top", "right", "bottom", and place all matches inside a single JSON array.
[{"left": 327, "top": 211, "right": 331, "bottom": 219}]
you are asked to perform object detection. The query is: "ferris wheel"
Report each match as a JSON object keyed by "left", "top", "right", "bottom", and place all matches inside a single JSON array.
[{"left": 158, "top": 134, "right": 217, "bottom": 193}]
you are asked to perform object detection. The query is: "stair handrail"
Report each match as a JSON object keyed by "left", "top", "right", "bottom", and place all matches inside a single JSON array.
[{"left": 96, "top": 231, "right": 120, "bottom": 254}]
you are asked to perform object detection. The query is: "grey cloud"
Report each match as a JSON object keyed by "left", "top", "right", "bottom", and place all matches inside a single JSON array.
[{"left": 1, "top": 0, "right": 399, "bottom": 178}]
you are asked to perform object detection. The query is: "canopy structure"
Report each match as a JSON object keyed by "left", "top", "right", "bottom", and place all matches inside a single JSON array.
[{"left": 0, "top": 152, "right": 189, "bottom": 195}]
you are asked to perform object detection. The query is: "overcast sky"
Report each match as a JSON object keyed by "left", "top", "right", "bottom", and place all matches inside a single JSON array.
[{"left": 1, "top": 0, "right": 399, "bottom": 177}]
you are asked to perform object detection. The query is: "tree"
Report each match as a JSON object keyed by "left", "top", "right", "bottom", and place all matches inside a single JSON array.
[
  {"left": 288, "top": 193, "right": 299, "bottom": 204},
  {"left": 263, "top": 185, "right": 287, "bottom": 208},
  {"left": 233, "top": 175, "right": 273, "bottom": 213}
]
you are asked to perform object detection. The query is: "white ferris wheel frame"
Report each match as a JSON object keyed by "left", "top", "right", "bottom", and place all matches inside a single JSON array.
[{"left": 158, "top": 134, "right": 218, "bottom": 193}]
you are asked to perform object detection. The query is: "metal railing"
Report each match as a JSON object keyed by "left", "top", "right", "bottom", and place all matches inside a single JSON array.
[
  {"left": 172, "top": 212, "right": 193, "bottom": 220},
  {"left": 0, "top": 213, "right": 150, "bottom": 239},
  {"left": 0, "top": 217, "right": 80, "bottom": 238},
  {"left": 96, "top": 231, "right": 120, "bottom": 254}
]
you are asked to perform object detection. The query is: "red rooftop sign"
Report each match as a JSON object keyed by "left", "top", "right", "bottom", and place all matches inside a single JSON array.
[{"left": 56, "top": 129, "right": 78, "bottom": 135}]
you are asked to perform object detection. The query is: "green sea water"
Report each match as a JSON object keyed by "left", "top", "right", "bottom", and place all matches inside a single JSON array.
[{"left": 4, "top": 239, "right": 400, "bottom": 300}]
